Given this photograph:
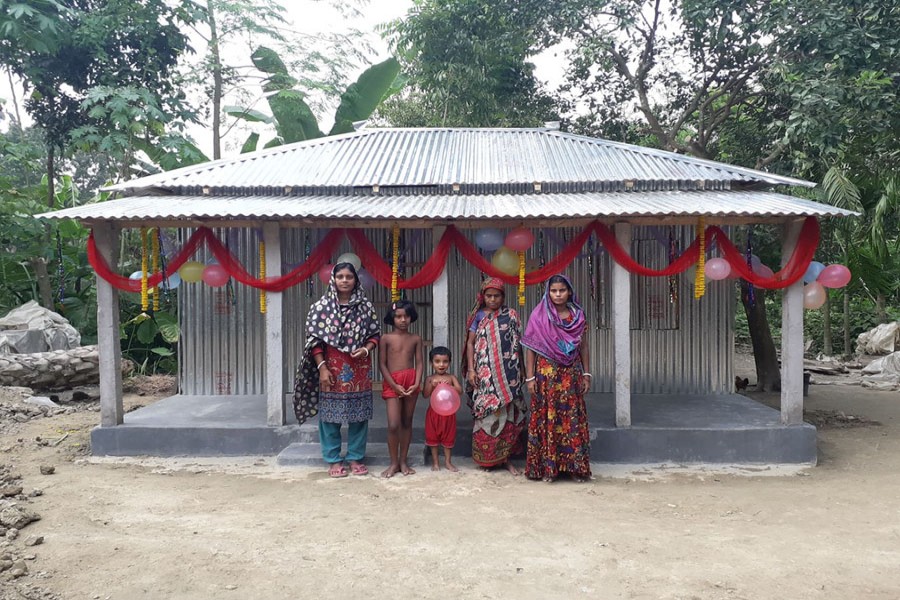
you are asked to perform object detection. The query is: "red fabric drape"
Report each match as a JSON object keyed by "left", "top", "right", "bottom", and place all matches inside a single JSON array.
[
  {"left": 88, "top": 227, "right": 342, "bottom": 292},
  {"left": 87, "top": 228, "right": 208, "bottom": 292},
  {"left": 87, "top": 218, "right": 820, "bottom": 293}
]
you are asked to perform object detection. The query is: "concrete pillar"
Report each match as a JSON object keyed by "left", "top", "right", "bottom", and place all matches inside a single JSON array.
[
  {"left": 94, "top": 222, "right": 124, "bottom": 427},
  {"left": 781, "top": 219, "right": 805, "bottom": 425},
  {"left": 612, "top": 222, "right": 632, "bottom": 427},
  {"left": 431, "top": 226, "right": 450, "bottom": 350},
  {"left": 263, "top": 222, "right": 284, "bottom": 426}
]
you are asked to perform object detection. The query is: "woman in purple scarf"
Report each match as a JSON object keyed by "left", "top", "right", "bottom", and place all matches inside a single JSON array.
[{"left": 521, "top": 274, "right": 592, "bottom": 482}]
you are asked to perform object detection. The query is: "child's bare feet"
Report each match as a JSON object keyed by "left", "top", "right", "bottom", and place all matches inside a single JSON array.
[
  {"left": 445, "top": 460, "right": 459, "bottom": 472},
  {"left": 431, "top": 462, "right": 440, "bottom": 471},
  {"left": 503, "top": 461, "right": 520, "bottom": 476},
  {"left": 381, "top": 463, "right": 400, "bottom": 478},
  {"left": 401, "top": 463, "right": 416, "bottom": 475}
]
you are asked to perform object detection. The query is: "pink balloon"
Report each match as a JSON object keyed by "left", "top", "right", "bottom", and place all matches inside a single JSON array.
[
  {"left": 202, "top": 264, "right": 229, "bottom": 287},
  {"left": 318, "top": 263, "right": 334, "bottom": 284},
  {"left": 803, "top": 281, "right": 827, "bottom": 309},
  {"left": 430, "top": 383, "right": 460, "bottom": 417},
  {"left": 753, "top": 264, "right": 775, "bottom": 280},
  {"left": 818, "top": 264, "right": 851, "bottom": 288},
  {"left": 705, "top": 257, "right": 731, "bottom": 281},
  {"left": 504, "top": 227, "right": 535, "bottom": 252}
]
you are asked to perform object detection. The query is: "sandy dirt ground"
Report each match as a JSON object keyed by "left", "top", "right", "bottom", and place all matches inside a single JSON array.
[{"left": 2, "top": 376, "right": 900, "bottom": 600}]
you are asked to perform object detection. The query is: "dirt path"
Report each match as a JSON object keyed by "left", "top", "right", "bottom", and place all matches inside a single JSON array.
[{"left": 3, "top": 384, "right": 900, "bottom": 600}]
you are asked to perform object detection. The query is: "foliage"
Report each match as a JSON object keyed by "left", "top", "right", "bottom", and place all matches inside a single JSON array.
[
  {"left": 763, "top": 0, "right": 900, "bottom": 176},
  {"left": 227, "top": 47, "right": 403, "bottom": 151},
  {"left": 0, "top": 129, "right": 97, "bottom": 338},
  {"left": 380, "top": 0, "right": 556, "bottom": 127},
  {"left": 0, "top": 0, "right": 197, "bottom": 160},
  {"left": 186, "top": 0, "right": 371, "bottom": 157},
  {"left": 0, "top": 0, "right": 66, "bottom": 55},
  {"left": 119, "top": 299, "right": 180, "bottom": 375}
]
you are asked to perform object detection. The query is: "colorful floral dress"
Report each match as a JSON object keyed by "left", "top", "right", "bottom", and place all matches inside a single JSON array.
[
  {"left": 525, "top": 320, "right": 592, "bottom": 480},
  {"left": 468, "top": 307, "right": 527, "bottom": 467}
]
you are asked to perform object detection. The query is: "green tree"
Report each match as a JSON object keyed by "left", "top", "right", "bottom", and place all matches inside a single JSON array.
[
  {"left": 0, "top": 0, "right": 197, "bottom": 307},
  {"left": 767, "top": 0, "right": 900, "bottom": 356},
  {"left": 381, "top": 0, "right": 556, "bottom": 127}
]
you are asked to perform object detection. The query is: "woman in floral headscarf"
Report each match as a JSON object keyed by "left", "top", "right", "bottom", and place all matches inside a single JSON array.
[
  {"left": 294, "top": 262, "right": 380, "bottom": 478},
  {"left": 521, "top": 274, "right": 591, "bottom": 482},
  {"left": 463, "top": 277, "right": 526, "bottom": 474}
]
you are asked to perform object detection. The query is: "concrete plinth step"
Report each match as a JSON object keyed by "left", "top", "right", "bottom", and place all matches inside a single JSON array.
[{"left": 277, "top": 442, "right": 431, "bottom": 467}]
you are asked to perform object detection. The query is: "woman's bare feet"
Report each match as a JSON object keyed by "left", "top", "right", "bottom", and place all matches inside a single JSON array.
[
  {"left": 401, "top": 463, "right": 416, "bottom": 475},
  {"left": 431, "top": 462, "right": 441, "bottom": 471},
  {"left": 381, "top": 463, "right": 400, "bottom": 478},
  {"left": 503, "top": 461, "right": 520, "bottom": 476},
  {"left": 445, "top": 460, "right": 459, "bottom": 472}
]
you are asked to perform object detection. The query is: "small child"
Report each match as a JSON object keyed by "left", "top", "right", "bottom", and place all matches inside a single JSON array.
[
  {"left": 423, "top": 346, "right": 462, "bottom": 472},
  {"left": 378, "top": 300, "right": 423, "bottom": 478}
]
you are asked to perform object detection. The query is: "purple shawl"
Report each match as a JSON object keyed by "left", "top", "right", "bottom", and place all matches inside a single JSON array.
[{"left": 520, "top": 275, "right": 586, "bottom": 367}]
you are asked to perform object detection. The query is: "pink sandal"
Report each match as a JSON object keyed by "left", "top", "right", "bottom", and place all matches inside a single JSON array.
[
  {"left": 328, "top": 463, "right": 348, "bottom": 478},
  {"left": 349, "top": 462, "right": 369, "bottom": 476}
]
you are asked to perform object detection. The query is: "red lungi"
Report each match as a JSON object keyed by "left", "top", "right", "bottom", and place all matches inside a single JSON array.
[
  {"left": 425, "top": 407, "right": 457, "bottom": 448},
  {"left": 382, "top": 368, "right": 418, "bottom": 399}
]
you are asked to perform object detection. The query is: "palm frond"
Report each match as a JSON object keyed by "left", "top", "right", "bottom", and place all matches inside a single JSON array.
[{"left": 820, "top": 166, "right": 864, "bottom": 212}]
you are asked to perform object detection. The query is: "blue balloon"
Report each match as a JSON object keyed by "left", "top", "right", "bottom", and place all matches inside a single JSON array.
[
  {"left": 475, "top": 228, "right": 504, "bottom": 252},
  {"left": 803, "top": 261, "right": 826, "bottom": 284}
]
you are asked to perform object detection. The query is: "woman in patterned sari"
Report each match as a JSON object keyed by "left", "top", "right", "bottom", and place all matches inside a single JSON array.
[
  {"left": 464, "top": 277, "right": 526, "bottom": 475},
  {"left": 294, "top": 262, "right": 381, "bottom": 478},
  {"left": 521, "top": 274, "right": 592, "bottom": 482}
]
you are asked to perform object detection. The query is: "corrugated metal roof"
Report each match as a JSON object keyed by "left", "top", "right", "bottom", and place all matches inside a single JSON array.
[
  {"left": 38, "top": 190, "right": 854, "bottom": 222},
  {"left": 103, "top": 128, "right": 813, "bottom": 194}
]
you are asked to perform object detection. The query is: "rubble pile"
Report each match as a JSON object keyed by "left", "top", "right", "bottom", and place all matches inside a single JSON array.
[{"left": 0, "top": 386, "right": 100, "bottom": 435}]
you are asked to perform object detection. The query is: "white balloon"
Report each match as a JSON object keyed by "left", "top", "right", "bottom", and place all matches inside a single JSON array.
[{"left": 336, "top": 252, "right": 362, "bottom": 271}]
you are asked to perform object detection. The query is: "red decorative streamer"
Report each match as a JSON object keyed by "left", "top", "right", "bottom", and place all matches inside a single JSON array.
[{"left": 87, "top": 218, "right": 820, "bottom": 293}]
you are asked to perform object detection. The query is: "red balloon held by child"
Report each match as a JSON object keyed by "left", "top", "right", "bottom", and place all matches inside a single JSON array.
[{"left": 430, "top": 383, "right": 460, "bottom": 416}]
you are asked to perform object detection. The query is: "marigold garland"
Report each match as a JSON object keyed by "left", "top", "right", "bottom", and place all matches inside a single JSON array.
[
  {"left": 140, "top": 227, "right": 149, "bottom": 312},
  {"left": 694, "top": 217, "right": 706, "bottom": 299},
  {"left": 391, "top": 224, "right": 400, "bottom": 301},
  {"left": 151, "top": 228, "right": 160, "bottom": 312},
  {"left": 518, "top": 250, "right": 526, "bottom": 306},
  {"left": 259, "top": 240, "right": 267, "bottom": 314}
]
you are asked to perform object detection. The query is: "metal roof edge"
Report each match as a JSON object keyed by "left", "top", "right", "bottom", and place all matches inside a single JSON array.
[{"left": 545, "top": 130, "right": 816, "bottom": 189}]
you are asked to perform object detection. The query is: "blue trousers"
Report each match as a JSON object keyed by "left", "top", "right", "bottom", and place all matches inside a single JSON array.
[{"left": 318, "top": 419, "right": 369, "bottom": 463}]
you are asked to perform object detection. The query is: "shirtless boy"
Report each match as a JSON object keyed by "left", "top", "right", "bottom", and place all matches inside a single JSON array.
[{"left": 378, "top": 300, "right": 423, "bottom": 477}]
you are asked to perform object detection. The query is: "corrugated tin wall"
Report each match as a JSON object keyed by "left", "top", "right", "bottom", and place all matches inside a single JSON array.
[
  {"left": 178, "top": 228, "right": 266, "bottom": 395},
  {"left": 179, "top": 225, "right": 733, "bottom": 396}
]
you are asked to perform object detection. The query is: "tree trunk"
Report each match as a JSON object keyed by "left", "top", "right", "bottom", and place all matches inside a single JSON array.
[
  {"left": 32, "top": 146, "right": 56, "bottom": 308},
  {"left": 29, "top": 257, "right": 54, "bottom": 309},
  {"left": 6, "top": 67, "right": 23, "bottom": 129},
  {"left": 740, "top": 281, "right": 781, "bottom": 391},
  {"left": 843, "top": 288, "right": 851, "bottom": 358},
  {"left": 875, "top": 293, "right": 888, "bottom": 323},
  {"left": 208, "top": 0, "right": 222, "bottom": 160},
  {"left": 823, "top": 292, "right": 833, "bottom": 356}
]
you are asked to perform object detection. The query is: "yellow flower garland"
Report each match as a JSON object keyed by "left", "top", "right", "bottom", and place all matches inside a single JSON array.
[
  {"left": 518, "top": 250, "right": 526, "bottom": 306},
  {"left": 391, "top": 224, "right": 400, "bottom": 301},
  {"left": 694, "top": 216, "right": 706, "bottom": 299},
  {"left": 151, "top": 228, "right": 160, "bottom": 312},
  {"left": 259, "top": 240, "right": 267, "bottom": 314},
  {"left": 140, "top": 227, "right": 149, "bottom": 312}
]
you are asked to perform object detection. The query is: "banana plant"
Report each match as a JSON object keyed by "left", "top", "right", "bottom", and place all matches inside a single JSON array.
[{"left": 225, "top": 46, "right": 404, "bottom": 151}]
